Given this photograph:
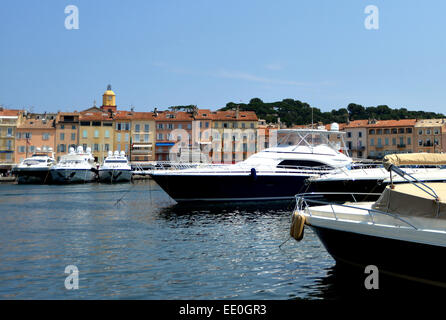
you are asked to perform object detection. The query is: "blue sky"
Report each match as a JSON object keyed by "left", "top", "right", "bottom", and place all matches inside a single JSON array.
[{"left": 1, "top": 0, "right": 446, "bottom": 114}]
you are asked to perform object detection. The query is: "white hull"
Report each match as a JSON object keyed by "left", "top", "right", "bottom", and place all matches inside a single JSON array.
[
  {"left": 98, "top": 169, "right": 132, "bottom": 183},
  {"left": 50, "top": 169, "right": 97, "bottom": 184}
]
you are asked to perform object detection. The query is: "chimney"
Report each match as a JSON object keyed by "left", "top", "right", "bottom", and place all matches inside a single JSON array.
[
  {"left": 235, "top": 105, "right": 240, "bottom": 119},
  {"left": 153, "top": 107, "right": 158, "bottom": 117}
]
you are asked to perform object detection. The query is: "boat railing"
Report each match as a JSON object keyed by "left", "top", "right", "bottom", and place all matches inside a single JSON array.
[
  {"left": 148, "top": 162, "right": 337, "bottom": 175},
  {"left": 294, "top": 192, "right": 419, "bottom": 230}
]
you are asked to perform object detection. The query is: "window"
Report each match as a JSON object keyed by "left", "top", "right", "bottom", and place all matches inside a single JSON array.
[
  {"left": 168, "top": 123, "right": 174, "bottom": 130},
  {"left": 94, "top": 130, "right": 99, "bottom": 138},
  {"left": 406, "top": 128, "right": 412, "bottom": 134},
  {"left": 158, "top": 133, "right": 163, "bottom": 140},
  {"left": 135, "top": 124, "right": 140, "bottom": 132},
  {"left": 144, "top": 124, "right": 150, "bottom": 132},
  {"left": 7, "top": 128, "right": 13, "bottom": 137},
  {"left": 116, "top": 123, "right": 122, "bottom": 130},
  {"left": 117, "top": 133, "right": 121, "bottom": 142},
  {"left": 25, "top": 132, "right": 32, "bottom": 139},
  {"left": 418, "top": 129, "right": 423, "bottom": 135},
  {"left": 369, "top": 129, "right": 375, "bottom": 135},
  {"left": 19, "top": 146, "right": 25, "bottom": 153},
  {"left": 94, "top": 144, "right": 99, "bottom": 152},
  {"left": 398, "top": 128, "right": 404, "bottom": 134},
  {"left": 104, "top": 144, "right": 110, "bottom": 151},
  {"left": 158, "top": 123, "right": 163, "bottom": 129},
  {"left": 16, "top": 132, "right": 21, "bottom": 139},
  {"left": 92, "top": 121, "right": 101, "bottom": 127},
  {"left": 214, "top": 122, "right": 218, "bottom": 128},
  {"left": 71, "top": 133, "right": 76, "bottom": 140},
  {"left": 60, "top": 133, "right": 64, "bottom": 141},
  {"left": 250, "top": 123, "right": 255, "bottom": 129},
  {"left": 392, "top": 138, "right": 396, "bottom": 145},
  {"left": 418, "top": 139, "right": 423, "bottom": 146},
  {"left": 426, "top": 129, "right": 431, "bottom": 135},
  {"left": 134, "top": 134, "right": 140, "bottom": 142},
  {"left": 205, "top": 122, "right": 209, "bottom": 128},
  {"left": 435, "top": 128, "right": 440, "bottom": 135},
  {"left": 60, "top": 125, "right": 65, "bottom": 129},
  {"left": 377, "top": 138, "right": 382, "bottom": 147},
  {"left": 370, "top": 138, "right": 375, "bottom": 146},
  {"left": 277, "top": 159, "right": 332, "bottom": 169},
  {"left": 187, "top": 124, "right": 191, "bottom": 129},
  {"left": 385, "top": 138, "right": 389, "bottom": 145},
  {"left": 347, "top": 132, "right": 352, "bottom": 138},
  {"left": 384, "top": 129, "right": 390, "bottom": 134},
  {"left": 43, "top": 133, "right": 50, "bottom": 140},
  {"left": 72, "top": 125, "right": 76, "bottom": 130},
  {"left": 144, "top": 134, "right": 149, "bottom": 142},
  {"left": 105, "top": 130, "right": 110, "bottom": 138},
  {"left": 125, "top": 133, "right": 129, "bottom": 142},
  {"left": 242, "top": 123, "right": 246, "bottom": 129},
  {"left": 80, "top": 121, "right": 90, "bottom": 126},
  {"left": 125, "top": 123, "right": 130, "bottom": 131},
  {"left": 358, "top": 131, "right": 362, "bottom": 138},
  {"left": 407, "top": 137, "right": 411, "bottom": 145},
  {"left": 82, "top": 130, "right": 87, "bottom": 138}
]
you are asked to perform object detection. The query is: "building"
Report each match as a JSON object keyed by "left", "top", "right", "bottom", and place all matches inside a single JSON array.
[
  {"left": 15, "top": 113, "right": 56, "bottom": 163},
  {"left": 414, "top": 119, "right": 446, "bottom": 153},
  {"left": 79, "top": 107, "right": 115, "bottom": 163},
  {"left": 210, "top": 109, "right": 258, "bottom": 163},
  {"left": 153, "top": 110, "right": 195, "bottom": 162},
  {"left": 365, "top": 119, "right": 416, "bottom": 159},
  {"left": 55, "top": 112, "right": 80, "bottom": 161},
  {"left": 0, "top": 107, "right": 21, "bottom": 172},
  {"left": 129, "top": 112, "right": 156, "bottom": 163},
  {"left": 343, "top": 120, "right": 368, "bottom": 159}
]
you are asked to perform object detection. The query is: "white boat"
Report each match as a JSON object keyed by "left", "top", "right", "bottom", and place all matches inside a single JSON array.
[
  {"left": 306, "top": 161, "right": 446, "bottom": 202},
  {"left": 13, "top": 148, "right": 56, "bottom": 184},
  {"left": 98, "top": 151, "right": 132, "bottom": 183},
  {"left": 291, "top": 153, "right": 446, "bottom": 287},
  {"left": 150, "top": 126, "right": 353, "bottom": 202},
  {"left": 50, "top": 146, "right": 97, "bottom": 184}
]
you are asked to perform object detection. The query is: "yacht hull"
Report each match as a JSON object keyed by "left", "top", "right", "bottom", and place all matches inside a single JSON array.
[
  {"left": 310, "top": 225, "right": 446, "bottom": 287},
  {"left": 50, "top": 169, "right": 97, "bottom": 184},
  {"left": 14, "top": 168, "right": 53, "bottom": 184},
  {"left": 98, "top": 169, "right": 132, "bottom": 183},
  {"left": 150, "top": 173, "right": 311, "bottom": 202}
]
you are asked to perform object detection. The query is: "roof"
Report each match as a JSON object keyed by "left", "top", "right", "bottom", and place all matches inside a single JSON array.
[
  {"left": 344, "top": 119, "right": 417, "bottom": 128},
  {"left": 211, "top": 110, "right": 258, "bottom": 121},
  {"left": 344, "top": 120, "right": 369, "bottom": 129},
  {"left": 0, "top": 108, "right": 21, "bottom": 117},
  {"left": 17, "top": 118, "right": 55, "bottom": 129},
  {"left": 415, "top": 119, "right": 446, "bottom": 128}
]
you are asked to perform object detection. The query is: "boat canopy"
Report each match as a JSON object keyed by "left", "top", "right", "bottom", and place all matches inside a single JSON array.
[
  {"left": 383, "top": 153, "right": 446, "bottom": 170},
  {"left": 372, "top": 182, "right": 446, "bottom": 218}
]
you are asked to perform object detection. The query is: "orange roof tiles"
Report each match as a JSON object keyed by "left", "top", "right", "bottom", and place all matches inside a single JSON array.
[
  {"left": 17, "top": 118, "right": 55, "bottom": 129},
  {"left": 0, "top": 108, "right": 21, "bottom": 117}
]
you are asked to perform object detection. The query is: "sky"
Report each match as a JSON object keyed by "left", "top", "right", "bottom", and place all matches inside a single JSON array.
[{"left": 1, "top": 0, "right": 446, "bottom": 114}]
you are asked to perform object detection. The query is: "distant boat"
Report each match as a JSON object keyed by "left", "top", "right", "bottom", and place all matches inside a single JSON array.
[
  {"left": 13, "top": 148, "right": 56, "bottom": 184},
  {"left": 98, "top": 150, "right": 132, "bottom": 183},
  {"left": 50, "top": 146, "right": 97, "bottom": 184}
]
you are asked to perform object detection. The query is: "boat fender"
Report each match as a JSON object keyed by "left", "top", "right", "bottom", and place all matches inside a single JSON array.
[
  {"left": 290, "top": 211, "right": 306, "bottom": 241},
  {"left": 250, "top": 168, "right": 257, "bottom": 180}
]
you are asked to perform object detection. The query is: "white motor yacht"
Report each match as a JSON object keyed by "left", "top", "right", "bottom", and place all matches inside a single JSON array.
[
  {"left": 291, "top": 153, "right": 446, "bottom": 287},
  {"left": 50, "top": 146, "right": 97, "bottom": 184},
  {"left": 13, "top": 148, "right": 56, "bottom": 184},
  {"left": 98, "top": 151, "right": 132, "bottom": 183},
  {"left": 150, "top": 127, "right": 353, "bottom": 202}
]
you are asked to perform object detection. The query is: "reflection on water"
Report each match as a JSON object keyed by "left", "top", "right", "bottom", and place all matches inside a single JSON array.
[{"left": 0, "top": 180, "right": 443, "bottom": 299}]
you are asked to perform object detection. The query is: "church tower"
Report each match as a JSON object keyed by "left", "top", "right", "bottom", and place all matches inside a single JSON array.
[{"left": 101, "top": 84, "right": 117, "bottom": 112}]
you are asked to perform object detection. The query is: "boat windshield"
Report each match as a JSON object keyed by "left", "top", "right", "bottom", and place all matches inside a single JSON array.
[
  {"left": 276, "top": 129, "right": 348, "bottom": 154},
  {"left": 105, "top": 160, "right": 128, "bottom": 163},
  {"left": 23, "top": 159, "right": 46, "bottom": 164}
]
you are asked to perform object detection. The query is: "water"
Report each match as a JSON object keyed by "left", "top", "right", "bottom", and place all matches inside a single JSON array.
[{"left": 0, "top": 181, "right": 441, "bottom": 300}]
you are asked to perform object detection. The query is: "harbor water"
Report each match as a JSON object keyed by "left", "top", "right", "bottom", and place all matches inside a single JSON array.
[{"left": 0, "top": 180, "right": 440, "bottom": 299}]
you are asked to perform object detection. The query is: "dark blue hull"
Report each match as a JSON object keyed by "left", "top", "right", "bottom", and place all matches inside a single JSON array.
[
  {"left": 311, "top": 225, "right": 446, "bottom": 287},
  {"left": 150, "top": 174, "right": 312, "bottom": 202}
]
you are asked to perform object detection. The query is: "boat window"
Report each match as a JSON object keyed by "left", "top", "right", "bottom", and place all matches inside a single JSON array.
[
  {"left": 105, "top": 160, "right": 128, "bottom": 163},
  {"left": 276, "top": 160, "right": 331, "bottom": 169}
]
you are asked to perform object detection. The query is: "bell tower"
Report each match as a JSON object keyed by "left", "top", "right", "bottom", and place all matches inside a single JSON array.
[{"left": 101, "top": 84, "right": 117, "bottom": 112}]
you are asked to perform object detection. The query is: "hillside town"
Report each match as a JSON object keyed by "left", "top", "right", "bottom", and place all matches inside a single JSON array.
[{"left": 1, "top": 85, "right": 446, "bottom": 175}]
